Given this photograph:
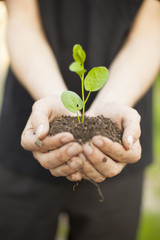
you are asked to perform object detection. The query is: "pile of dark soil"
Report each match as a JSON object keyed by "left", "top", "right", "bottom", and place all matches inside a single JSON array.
[{"left": 49, "top": 115, "right": 122, "bottom": 144}]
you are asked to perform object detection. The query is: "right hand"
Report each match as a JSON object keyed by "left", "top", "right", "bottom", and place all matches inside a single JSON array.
[
  {"left": 67, "top": 102, "right": 142, "bottom": 182},
  {"left": 21, "top": 95, "right": 83, "bottom": 177}
]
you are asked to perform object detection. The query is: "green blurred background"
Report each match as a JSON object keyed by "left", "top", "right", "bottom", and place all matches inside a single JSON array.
[{"left": 0, "top": 2, "right": 160, "bottom": 240}]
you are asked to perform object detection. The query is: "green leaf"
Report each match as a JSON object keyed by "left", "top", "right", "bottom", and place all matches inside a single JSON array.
[
  {"left": 73, "top": 44, "right": 86, "bottom": 64},
  {"left": 84, "top": 67, "right": 109, "bottom": 92},
  {"left": 69, "top": 62, "right": 87, "bottom": 75},
  {"left": 61, "top": 91, "right": 83, "bottom": 113}
]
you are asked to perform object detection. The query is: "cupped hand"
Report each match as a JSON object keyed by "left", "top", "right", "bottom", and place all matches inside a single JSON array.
[
  {"left": 67, "top": 102, "right": 142, "bottom": 182},
  {"left": 21, "top": 95, "right": 83, "bottom": 177}
]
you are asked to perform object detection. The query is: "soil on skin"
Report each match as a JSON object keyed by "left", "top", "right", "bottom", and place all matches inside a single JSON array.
[{"left": 49, "top": 115, "right": 122, "bottom": 144}]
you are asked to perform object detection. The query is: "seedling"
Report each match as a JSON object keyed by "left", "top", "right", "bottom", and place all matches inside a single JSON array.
[{"left": 61, "top": 44, "right": 109, "bottom": 123}]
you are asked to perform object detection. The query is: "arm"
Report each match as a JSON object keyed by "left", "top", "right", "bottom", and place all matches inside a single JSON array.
[
  {"left": 6, "top": 0, "right": 83, "bottom": 176},
  {"left": 6, "top": 0, "right": 66, "bottom": 100},
  {"left": 74, "top": 0, "right": 160, "bottom": 182},
  {"left": 21, "top": 0, "right": 159, "bottom": 182},
  {"left": 90, "top": 0, "right": 160, "bottom": 110}
]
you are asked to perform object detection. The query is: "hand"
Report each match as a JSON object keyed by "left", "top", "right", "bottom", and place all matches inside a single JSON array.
[
  {"left": 67, "top": 102, "right": 141, "bottom": 182},
  {"left": 21, "top": 96, "right": 83, "bottom": 177}
]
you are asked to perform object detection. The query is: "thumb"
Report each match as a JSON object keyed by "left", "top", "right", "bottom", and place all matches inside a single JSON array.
[
  {"left": 31, "top": 100, "right": 52, "bottom": 140},
  {"left": 122, "top": 109, "right": 141, "bottom": 150},
  {"left": 35, "top": 121, "right": 49, "bottom": 140}
]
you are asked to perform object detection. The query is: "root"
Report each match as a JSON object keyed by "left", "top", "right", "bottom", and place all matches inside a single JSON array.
[
  {"left": 72, "top": 177, "right": 104, "bottom": 202},
  {"left": 85, "top": 176, "right": 104, "bottom": 203},
  {"left": 73, "top": 182, "right": 79, "bottom": 191}
]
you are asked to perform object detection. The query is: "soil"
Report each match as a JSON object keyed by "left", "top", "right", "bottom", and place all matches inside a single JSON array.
[
  {"left": 49, "top": 115, "right": 122, "bottom": 144},
  {"left": 49, "top": 115, "right": 123, "bottom": 202}
]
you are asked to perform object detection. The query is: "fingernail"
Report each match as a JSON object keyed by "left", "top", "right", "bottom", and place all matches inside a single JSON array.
[
  {"left": 68, "top": 175, "right": 74, "bottom": 180},
  {"left": 69, "top": 161, "right": 79, "bottom": 170},
  {"left": 79, "top": 153, "right": 87, "bottom": 161},
  {"left": 93, "top": 138, "right": 103, "bottom": 147},
  {"left": 35, "top": 139, "right": 43, "bottom": 147},
  {"left": 84, "top": 144, "right": 93, "bottom": 155},
  {"left": 128, "top": 135, "right": 133, "bottom": 148},
  {"left": 61, "top": 137, "right": 72, "bottom": 144},
  {"left": 36, "top": 124, "right": 45, "bottom": 138},
  {"left": 68, "top": 145, "right": 80, "bottom": 156}
]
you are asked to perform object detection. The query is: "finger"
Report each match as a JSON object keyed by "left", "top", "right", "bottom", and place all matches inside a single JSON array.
[
  {"left": 122, "top": 109, "right": 141, "bottom": 150},
  {"left": 78, "top": 152, "right": 105, "bottom": 182},
  {"left": 64, "top": 151, "right": 105, "bottom": 183},
  {"left": 21, "top": 116, "right": 40, "bottom": 151},
  {"left": 66, "top": 172, "right": 82, "bottom": 182},
  {"left": 92, "top": 136, "right": 141, "bottom": 163},
  {"left": 80, "top": 158, "right": 106, "bottom": 182},
  {"left": 66, "top": 152, "right": 105, "bottom": 182},
  {"left": 33, "top": 142, "right": 82, "bottom": 169},
  {"left": 87, "top": 103, "right": 141, "bottom": 150},
  {"left": 31, "top": 100, "right": 53, "bottom": 140},
  {"left": 83, "top": 143, "right": 126, "bottom": 178},
  {"left": 39, "top": 132, "right": 74, "bottom": 151},
  {"left": 22, "top": 127, "right": 74, "bottom": 152},
  {"left": 31, "top": 97, "right": 73, "bottom": 140},
  {"left": 50, "top": 156, "right": 83, "bottom": 177}
]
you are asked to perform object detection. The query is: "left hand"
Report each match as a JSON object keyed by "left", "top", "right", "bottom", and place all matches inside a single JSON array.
[
  {"left": 67, "top": 102, "right": 142, "bottom": 182},
  {"left": 21, "top": 96, "right": 84, "bottom": 177}
]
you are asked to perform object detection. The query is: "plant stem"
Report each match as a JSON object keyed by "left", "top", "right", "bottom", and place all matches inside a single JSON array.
[
  {"left": 76, "top": 111, "right": 81, "bottom": 123},
  {"left": 81, "top": 65, "right": 85, "bottom": 123},
  {"left": 85, "top": 91, "right": 91, "bottom": 104}
]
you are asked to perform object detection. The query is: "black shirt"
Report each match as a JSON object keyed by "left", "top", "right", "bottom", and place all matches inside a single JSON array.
[{"left": 0, "top": 0, "right": 152, "bottom": 182}]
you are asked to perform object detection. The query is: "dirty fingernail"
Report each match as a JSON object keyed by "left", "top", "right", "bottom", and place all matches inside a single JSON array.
[
  {"left": 128, "top": 135, "right": 133, "bottom": 148},
  {"left": 69, "top": 161, "right": 79, "bottom": 170},
  {"left": 36, "top": 124, "right": 45, "bottom": 138},
  {"left": 93, "top": 138, "right": 103, "bottom": 147},
  {"left": 84, "top": 144, "right": 93, "bottom": 155},
  {"left": 35, "top": 139, "right": 43, "bottom": 147}
]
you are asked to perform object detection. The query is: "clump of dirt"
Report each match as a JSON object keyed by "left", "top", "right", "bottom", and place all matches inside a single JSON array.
[
  {"left": 49, "top": 115, "right": 122, "bottom": 144},
  {"left": 49, "top": 115, "right": 123, "bottom": 202}
]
